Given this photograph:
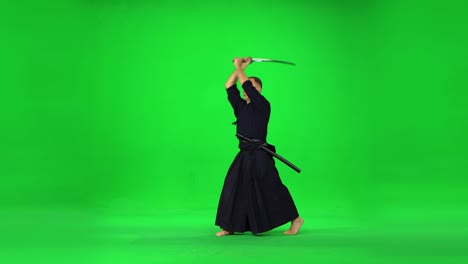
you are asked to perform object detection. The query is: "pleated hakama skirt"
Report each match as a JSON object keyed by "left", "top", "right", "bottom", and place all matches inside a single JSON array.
[{"left": 215, "top": 149, "right": 299, "bottom": 234}]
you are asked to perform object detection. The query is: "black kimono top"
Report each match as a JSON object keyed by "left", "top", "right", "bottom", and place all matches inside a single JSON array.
[{"left": 227, "top": 80, "right": 271, "bottom": 142}]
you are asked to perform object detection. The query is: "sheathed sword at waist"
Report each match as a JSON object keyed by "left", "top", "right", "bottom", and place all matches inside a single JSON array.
[{"left": 236, "top": 133, "right": 301, "bottom": 173}]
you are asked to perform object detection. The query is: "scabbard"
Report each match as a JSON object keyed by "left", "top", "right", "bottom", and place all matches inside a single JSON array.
[{"left": 236, "top": 133, "right": 301, "bottom": 173}]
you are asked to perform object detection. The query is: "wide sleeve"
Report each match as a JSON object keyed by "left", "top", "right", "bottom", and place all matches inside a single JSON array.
[
  {"left": 242, "top": 80, "right": 269, "bottom": 110},
  {"left": 227, "top": 84, "right": 242, "bottom": 116}
]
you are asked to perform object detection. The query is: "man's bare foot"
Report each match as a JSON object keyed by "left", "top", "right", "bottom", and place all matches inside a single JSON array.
[
  {"left": 283, "top": 217, "right": 304, "bottom": 235},
  {"left": 216, "top": 230, "right": 232, "bottom": 237}
]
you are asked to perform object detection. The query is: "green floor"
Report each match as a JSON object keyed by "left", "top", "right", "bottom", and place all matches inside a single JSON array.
[{"left": 2, "top": 208, "right": 467, "bottom": 264}]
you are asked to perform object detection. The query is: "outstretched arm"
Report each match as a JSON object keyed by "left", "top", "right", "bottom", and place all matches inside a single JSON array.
[
  {"left": 226, "top": 57, "right": 251, "bottom": 88},
  {"left": 233, "top": 57, "right": 251, "bottom": 86},
  {"left": 226, "top": 57, "right": 251, "bottom": 114},
  {"left": 233, "top": 58, "right": 268, "bottom": 109},
  {"left": 225, "top": 69, "right": 238, "bottom": 89}
]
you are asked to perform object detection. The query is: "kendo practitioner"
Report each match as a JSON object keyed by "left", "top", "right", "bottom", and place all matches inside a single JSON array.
[{"left": 215, "top": 57, "right": 304, "bottom": 236}]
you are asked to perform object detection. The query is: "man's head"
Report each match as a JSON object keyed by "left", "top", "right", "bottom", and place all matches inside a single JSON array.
[{"left": 243, "top": 76, "right": 263, "bottom": 102}]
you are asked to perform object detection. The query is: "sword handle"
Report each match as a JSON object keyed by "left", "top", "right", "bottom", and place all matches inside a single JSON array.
[{"left": 231, "top": 57, "right": 254, "bottom": 63}]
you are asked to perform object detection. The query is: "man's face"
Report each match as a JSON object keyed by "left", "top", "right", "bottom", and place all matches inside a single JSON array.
[{"left": 243, "top": 78, "right": 262, "bottom": 101}]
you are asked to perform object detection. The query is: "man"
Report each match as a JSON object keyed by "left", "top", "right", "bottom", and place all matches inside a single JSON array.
[{"left": 215, "top": 57, "right": 304, "bottom": 236}]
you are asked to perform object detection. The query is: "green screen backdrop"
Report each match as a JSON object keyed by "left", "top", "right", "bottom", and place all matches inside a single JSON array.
[{"left": 1, "top": 0, "right": 467, "bottom": 263}]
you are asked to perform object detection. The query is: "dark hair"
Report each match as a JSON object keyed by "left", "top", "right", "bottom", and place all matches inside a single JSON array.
[{"left": 249, "top": 76, "right": 263, "bottom": 88}]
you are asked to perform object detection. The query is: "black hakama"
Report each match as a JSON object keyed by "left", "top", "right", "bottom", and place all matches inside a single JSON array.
[{"left": 215, "top": 80, "right": 299, "bottom": 234}]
